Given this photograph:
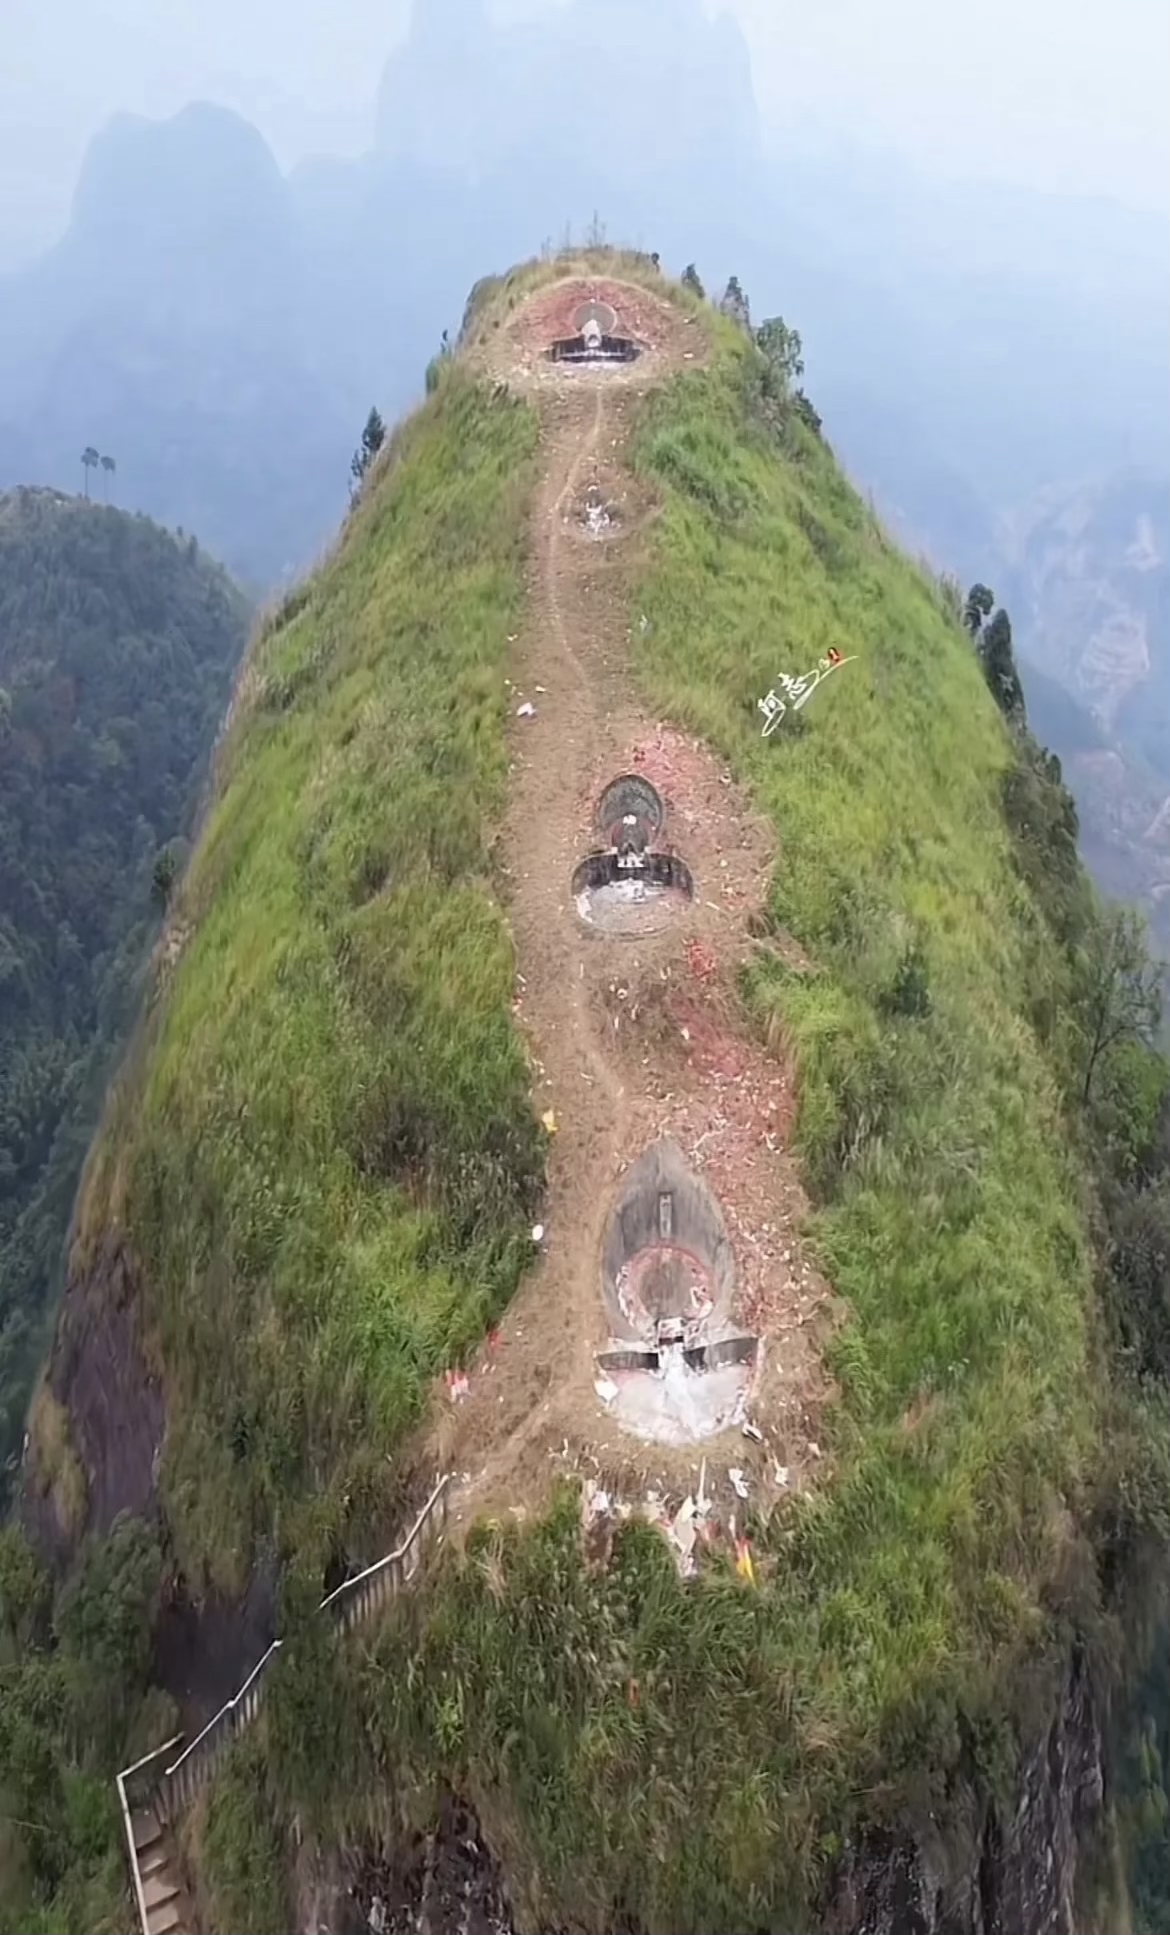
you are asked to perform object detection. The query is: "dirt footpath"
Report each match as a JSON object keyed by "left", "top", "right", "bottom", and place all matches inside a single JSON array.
[{"left": 431, "top": 279, "right": 836, "bottom": 1550}]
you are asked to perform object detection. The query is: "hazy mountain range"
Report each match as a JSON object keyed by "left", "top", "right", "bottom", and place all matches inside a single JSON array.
[{"left": 0, "top": 0, "right": 1166, "bottom": 936}]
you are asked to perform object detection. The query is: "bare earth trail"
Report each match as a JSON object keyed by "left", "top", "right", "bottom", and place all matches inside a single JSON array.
[{"left": 428, "top": 281, "right": 835, "bottom": 1542}]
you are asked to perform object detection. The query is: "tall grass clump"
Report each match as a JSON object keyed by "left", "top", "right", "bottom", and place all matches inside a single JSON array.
[{"left": 98, "top": 372, "right": 545, "bottom": 1591}]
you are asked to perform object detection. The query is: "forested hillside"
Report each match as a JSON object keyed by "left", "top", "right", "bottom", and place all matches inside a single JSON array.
[{"left": 0, "top": 487, "right": 250, "bottom": 1496}]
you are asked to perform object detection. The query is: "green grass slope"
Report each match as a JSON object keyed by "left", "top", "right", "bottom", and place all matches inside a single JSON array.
[
  {"left": 242, "top": 290, "right": 1155, "bottom": 1930},
  {"left": 71, "top": 376, "right": 545, "bottom": 1592},
  {"left": 629, "top": 343, "right": 1096, "bottom": 1702}
]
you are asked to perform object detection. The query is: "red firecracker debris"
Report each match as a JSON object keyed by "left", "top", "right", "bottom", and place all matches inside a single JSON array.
[{"left": 685, "top": 938, "right": 718, "bottom": 984}]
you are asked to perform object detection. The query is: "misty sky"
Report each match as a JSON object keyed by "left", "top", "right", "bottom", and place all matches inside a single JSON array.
[{"left": 1, "top": 0, "right": 1168, "bottom": 264}]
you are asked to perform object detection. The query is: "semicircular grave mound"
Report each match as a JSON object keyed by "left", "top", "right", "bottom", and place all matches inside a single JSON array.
[
  {"left": 570, "top": 849, "right": 693, "bottom": 937},
  {"left": 602, "top": 1138, "right": 735, "bottom": 1340},
  {"left": 574, "top": 299, "right": 617, "bottom": 335},
  {"left": 596, "top": 1139, "right": 759, "bottom": 1446},
  {"left": 595, "top": 773, "right": 665, "bottom": 848},
  {"left": 480, "top": 276, "right": 702, "bottom": 392}
]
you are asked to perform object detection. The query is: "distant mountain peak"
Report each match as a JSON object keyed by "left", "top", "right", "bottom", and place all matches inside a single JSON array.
[
  {"left": 409, "top": 0, "right": 489, "bottom": 44},
  {"left": 71, "top": 101, "right": 286, "bottom": 239},
  {"left": 376, "top": 0, "right": 760, "bottom": 177}
]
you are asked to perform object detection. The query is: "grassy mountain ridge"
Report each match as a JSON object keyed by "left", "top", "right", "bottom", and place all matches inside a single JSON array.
[{"left": 7, "top": 259, "right": 1170, "bottom": 1933}]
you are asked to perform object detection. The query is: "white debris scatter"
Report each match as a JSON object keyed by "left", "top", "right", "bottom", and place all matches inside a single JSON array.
[
  {"left": 580, "top": 1475, "right": 717, "bottom": 1581},
  {"left": 604, "top": 1343, "right": 751, "bottom": 1448},
  {"left": 670, "top": 1495, "right": 698, "bottom": 1566},
  {"left": 531, "top": 1223, "right": 545, "bottom": 1243},
  {"left": 728, "top": 1467, "right": 749, "bottom": 1499},
  {"left": 516, "top": 701, "right": 536, "bottom": 718},
  {"left": 594, "top": 1376, "right": 618, "bottom": 1405},
  {"left": 582, "top": 1483, "right": 612, "bottom": 1525}
]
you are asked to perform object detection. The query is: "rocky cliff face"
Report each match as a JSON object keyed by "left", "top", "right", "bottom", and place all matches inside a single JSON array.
[
  {"left": 294, "top": 1794, "right": 514, "bottom": 1935},
  {"left": 21, "top": 1228, "right": 281, "bottom": 1723},
  {"left": 827, "top": 1655, "right": 1107, "bottom": 1935},
  {"left": 289, "top": 1656, "right": 1109, "bottom": 1935},
  {"left": 20, "top": 1235, "right": 164, "bottom": 1571}
]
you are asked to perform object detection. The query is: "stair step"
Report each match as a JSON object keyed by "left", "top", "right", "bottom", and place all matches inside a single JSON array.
[
  {"left": 143, "top": 1871, "right": 180, "bottom": 1912},
  {"left": 132, "top": 1807, "right": 163, "bottom": 1854},
  {"left": 147, "top": 1899, "right": 187, "bottom": 1935},
  {"left": 138, "top": 1839, "right": 171, "bottom": 1878}
]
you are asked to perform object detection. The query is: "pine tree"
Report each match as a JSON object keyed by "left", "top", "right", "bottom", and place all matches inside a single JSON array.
[
  {"left": 719, "top": 276, "right": 751, "bottom": 333},
  {"left": 349, "top": 408, "right": 387, "bottom": 494},
  {"left": 978, "top": 608, "right": 1025, "bottom": 721},
  {"left": 963, "top": 582, "right": 995, "bottom": 638}
]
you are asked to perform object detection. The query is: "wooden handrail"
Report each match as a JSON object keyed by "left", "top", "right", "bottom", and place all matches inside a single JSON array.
[
  {"left": 320, "top": 1474, "right": 450, "bottom": 1617},
  {"left": 116, "top": 1734, "right": 184, "bottom": 1935},
  {"left": 127, "top": 1473, "right": 452, "bottom": 1834},
  {"left": 163, "top": 1640, "right": 283, "bottom": 1784}
]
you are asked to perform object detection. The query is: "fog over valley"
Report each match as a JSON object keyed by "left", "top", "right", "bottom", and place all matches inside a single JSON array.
[{"left": 2, "top": 0, "right": 1166, "bottom": 946}]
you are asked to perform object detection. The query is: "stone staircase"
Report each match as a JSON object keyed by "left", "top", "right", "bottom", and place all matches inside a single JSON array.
[
  {"left": 116, "top": 1475, "right": 451, "bottom": 1935},
  {"left": 129, "top": 1801, "right": 195, "bottom": 1935}
]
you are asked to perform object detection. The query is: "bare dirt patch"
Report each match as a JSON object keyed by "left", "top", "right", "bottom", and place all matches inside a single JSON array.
[{"left": 419, "top": 277, "right": 832, "bottom": 1562}]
